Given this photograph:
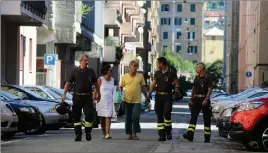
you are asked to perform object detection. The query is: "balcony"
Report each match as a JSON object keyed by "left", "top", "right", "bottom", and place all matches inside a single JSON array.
[
  {"left": 104, "top": 8, "right": 122, "bottom": 26},
  {"left": 0, "top": 1, "right": 47, "bottom": 26},
  {"left": 21, "top": 1, "right": 47, "bottom": 19}
]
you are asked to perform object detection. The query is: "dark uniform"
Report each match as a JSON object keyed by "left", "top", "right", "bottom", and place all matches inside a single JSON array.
[
  {"left": 154, "top": 68, "right": 178, "bottom": 140},
  {"left": 184, "top": 74, "right": 212, "bottom": 142},
  {"left": 67, "top": 66, "right": 97, "bottom": 139}
]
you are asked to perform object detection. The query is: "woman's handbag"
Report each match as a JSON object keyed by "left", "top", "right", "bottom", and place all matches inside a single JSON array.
[{"left": 113, "top": 90, "right": 123, "bottom": 104}]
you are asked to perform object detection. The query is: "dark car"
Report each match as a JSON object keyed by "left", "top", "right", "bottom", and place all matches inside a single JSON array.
[{"left": 0, "top": 91, "right": 42, "bottom": 135}]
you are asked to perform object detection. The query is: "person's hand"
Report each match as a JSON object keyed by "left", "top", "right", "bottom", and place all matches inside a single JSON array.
[
  {"left": 202, "top": 99, "right": 208, "bottom": 106},
  {"left": 61, "top": 95, "right": 66, "bottom": 103},
  {"left": 188, "top": 100, "right": 193, "bottom": 110}
]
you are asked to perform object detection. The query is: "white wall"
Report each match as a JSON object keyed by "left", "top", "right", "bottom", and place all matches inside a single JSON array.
[
  {"left": 20, "top": 26, "right": 37, "bottom": 85},
  {"left": 0, "top": 1, "right": 21, "bottom": 15}
]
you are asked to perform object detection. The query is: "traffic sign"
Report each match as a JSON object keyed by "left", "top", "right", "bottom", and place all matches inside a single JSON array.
[
  {"left": 44, "top": 54, "right": 56, "bottom": 68},
  {"left": 246, "top": 71, "right": 252, "bottom": 77}
]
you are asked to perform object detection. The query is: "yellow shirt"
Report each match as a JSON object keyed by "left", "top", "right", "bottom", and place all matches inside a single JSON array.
[{"left": 120, "top": 73, "right": 146, "bottom": 103}]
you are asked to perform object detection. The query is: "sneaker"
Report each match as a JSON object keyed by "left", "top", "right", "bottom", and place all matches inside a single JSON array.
[
  {"left": 183, "top": 133, "right": 193, "bottom": 142},
  {"left": 100, "top": 135, "right": 105, "bottom": 139},
  {"left": 75, "top": 134, "right": 82, "bottom": 141},
  {"left": 166, "top": 134, "right": 172, "bottom": 140},
  {"left": 86, "top": 133, "right": 92, "bottom": 141}
]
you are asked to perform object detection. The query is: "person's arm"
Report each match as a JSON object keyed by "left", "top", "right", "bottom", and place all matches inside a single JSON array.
[
  {"left": 63, "top": 69, "right": 75, "bottom": 97},
  {"left": 190, "top": 76, "right": 197, "bottom": 101},
  {"left": 141, "top": 75, "right": 148, "bottom": 99},
  {"left": 119, "top": 75, "right": 125, "bottom": 92},
  {"left": 205, "top": 76, "right": 213, "bottom": 101},
  {"left": 91, "top": 69, "right": 100, "bottom": 102},
  {"left": 149, "top": 80, "right": 156, "bottom": 94}
]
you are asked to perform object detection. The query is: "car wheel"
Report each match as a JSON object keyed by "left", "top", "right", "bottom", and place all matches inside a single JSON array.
[
  {"left": 257, "top": 123, "right": 268, "bottom": 151},
  {"left": 24, "top": 115, "right": 47, "bottom": 135}
]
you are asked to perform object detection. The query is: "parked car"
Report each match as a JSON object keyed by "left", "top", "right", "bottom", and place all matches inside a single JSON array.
[
  {"left": 22, "top": 85, "right": 73, "bottom": 124},
  {"left": 186, "top": 89, "right": 192, "bottom": 97},
  {"left": 212, "top": 88, "right": 268, "bottom": 120},
  {"left": 229, "top": 96, "right": 268, "bottom": 151},
  {"left": 1, "top": 101, "right": 18, "bottom": 139},
  {"left": 1, "top": 91, "right": 42, "bottom": 135},
  {"left": 216, "top": 94, "right": 268, "bottom": 138},
  {"left": 0, "top": 86, "right": 69, "bottom": 131}
]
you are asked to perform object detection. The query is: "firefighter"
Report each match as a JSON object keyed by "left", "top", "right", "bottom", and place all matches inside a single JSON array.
[
  {"left": 183, "top": 62, "right": 213, "bottom": 143},
  {"left": 148, "top": 57, "right": 180, "bottom": 141},
  {"left": 62, "top": 53, "right": 100, "bottom": 142}
]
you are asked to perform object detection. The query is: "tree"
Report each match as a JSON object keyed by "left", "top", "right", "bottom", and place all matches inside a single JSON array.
[
  {"left": 80, "top": 3, "right": 94, "bottom": 18},
  {"left": 205, "top": 60, "right": 224, "bottom": 89},
  {"left": 163, "top": 48, "right": 196, "bottom": 78},
  {"left": 105, "top": 37, "right": 123, "bottom": 62}
]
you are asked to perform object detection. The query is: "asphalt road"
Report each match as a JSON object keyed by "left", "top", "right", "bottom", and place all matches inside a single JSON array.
[{"left": 1, "top": 98, "right": 258, "bottom": 153}]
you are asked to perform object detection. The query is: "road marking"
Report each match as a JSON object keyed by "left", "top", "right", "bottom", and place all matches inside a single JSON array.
[
  {"left": 172, "top": 105, "right": 190, "bottom": 109},
  {"left": 1, "top": 137, "right": 28, "bottom": 145},
  {"left": 171, "top": 111, "right": 203, "bottom": 115}
]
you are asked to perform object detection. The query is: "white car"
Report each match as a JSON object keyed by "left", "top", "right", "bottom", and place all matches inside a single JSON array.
[
  {"left": 149, "top": 92, "right": 156, "bottom": 111},
  {"left": 1, "top": 101, "right": 18, "bottom": 138},
  {"left": 212, "top": 88, "right": 268, "bottom": 120}
]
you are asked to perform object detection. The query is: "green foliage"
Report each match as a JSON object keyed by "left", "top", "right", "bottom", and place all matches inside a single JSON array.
[
  {"left": 163, "top": 48, "right": 196, "bottom": 79},
  {"left": 104, "top": 37, "right": 123, "bottom": 62},
  {"left": 205, "top": 60, "right": 224, "bottom": 89},
  {"left": 80, "top": 3, "right": 94, "bottom": 18},
  {"left": 206, "top": 1, "right": 225, "bottom": 12}
]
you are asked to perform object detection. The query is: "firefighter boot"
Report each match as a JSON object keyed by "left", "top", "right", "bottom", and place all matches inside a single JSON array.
[
  {"left": 74, "top": 124, "right": 82, "bottom": 141},
  {"left": 75, "top": 134, "right": 82, "bottom": 141},
  {"left": 183, "top": 132, "right": 194, "bottom": 142},
  {"left": 158, "top": 130, "right": 166, "bottom": 141},
  {"left": 204, "top": 135, "right": 210, "bottom": 143}
]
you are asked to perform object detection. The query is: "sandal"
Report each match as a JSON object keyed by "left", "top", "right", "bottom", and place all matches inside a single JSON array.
[
  {"left": 132, "top": 136, "right": 139, "bottom": 140},
  {"left": 126, "top": 135, "right": 133, "bottom": 140},
  {"left": 105, "top": 134, "right": 112, "bottom": 139}
]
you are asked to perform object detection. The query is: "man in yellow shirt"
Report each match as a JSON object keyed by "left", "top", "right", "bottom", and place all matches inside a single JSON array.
[{"left": 120, "top": 60, "right": 149, "bottom": 140}]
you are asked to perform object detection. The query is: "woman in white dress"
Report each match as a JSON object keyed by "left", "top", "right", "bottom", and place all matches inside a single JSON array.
[{"left": 94, "top": 64, "right": 114, "bottom": 139}]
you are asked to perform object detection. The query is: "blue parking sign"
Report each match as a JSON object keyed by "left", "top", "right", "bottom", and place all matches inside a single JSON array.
[{"left": 44, "top": 54, "right": 56, "bottom": 66}]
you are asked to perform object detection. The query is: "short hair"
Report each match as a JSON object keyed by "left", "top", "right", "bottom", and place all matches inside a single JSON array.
[
  {"left": 101, "top": 64, "right": 111, "bottom": 75},
  {"left": 79, "top": 53, "right": 89, "bottom": 62},
  {"left": 129, "top": 60, "right": 139, "bottom": 67},
  {"left": 157, "top": 57, "right": 168, "bottom": 66},
  {"left": 197, "top": 62, "right": 206, "bottom": 70}
]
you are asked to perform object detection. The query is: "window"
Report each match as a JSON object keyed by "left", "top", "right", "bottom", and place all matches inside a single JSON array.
[
  {"left": 174, "top": 18, "right": 182, "bottom": 26},
  {"left": 163, "top": 32, "right": 168, "bottom": 39},
  {"left": 190, "top": 4, "right": 196, "bottom": 12},
  {"left": 29, "top": 38, "right": 32, "bottom": 72},
  {"left": 161, "top": 18, "right": 171, "bottom": 25},
  {"left": 176, "top": 45, "right": 182, "bottom": 53},
  {"left": 212, "top": 36, "right": 216, "bottom": 40},
  {"left": 184, "top": 18, "right": 188, "bottom": 23},
  {"left": 188, "top": 46, "right": 198, "bottom": 54},
  {"left": 190, "top": 18, "right": 195, "bottom": 25},
  {"left": 177, "top": 4, "right": 182, "bottom": 12},
  {"left": 177, "top": 32, "right": 182, "bottom": 39},
  {"left": 161, "top": 4, "right": 169, "bottom": 12},
  {"left": 248, "top": 92, "right": 268, "bottom": 99},
  {"left": 188, "top": 32, "right": 195, "bottom": 40}
]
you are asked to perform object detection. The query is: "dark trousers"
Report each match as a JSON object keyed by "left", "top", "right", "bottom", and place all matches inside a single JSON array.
[
  {"left": 72, "top": 94, "right": 94, "bottom": 135},
  {"left": 187, "top": 97, "right": 211, "bottom": 139},
  {"left": 124, "top": 102, "right": 141, "bottom": 135},
  {"left": 155, "top": 94, "right": 173, "bottom": 138}
]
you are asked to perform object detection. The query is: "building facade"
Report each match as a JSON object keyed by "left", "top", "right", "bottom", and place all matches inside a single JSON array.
[
  {"left": 238, "top": 1, "right": 268, "bottom": 90},
  {"left": 203, "top": 27, "right": 224, "bottom": 63},
  {"left": 223, "top": 0, "right": 239, "bottom": 93},
  {"left": 158, "top": 1, "right": 204, "bottom": 63}
]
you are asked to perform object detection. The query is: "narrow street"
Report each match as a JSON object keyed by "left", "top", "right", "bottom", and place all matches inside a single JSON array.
[{"left": 1, "top": 98, "right": 254, "bottom": 153}]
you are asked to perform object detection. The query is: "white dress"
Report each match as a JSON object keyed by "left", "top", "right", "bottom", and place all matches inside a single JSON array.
[{"left": 96, "top": 76, "right": 115, "bottom": 117}]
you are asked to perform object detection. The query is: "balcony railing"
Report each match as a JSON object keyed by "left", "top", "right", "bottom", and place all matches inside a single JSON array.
[
  {"left": 117, "top": 10, "right": 123, "bottom": 24},
  {"left": 21, "top": 1, "right": 47, "bottom": 19}
]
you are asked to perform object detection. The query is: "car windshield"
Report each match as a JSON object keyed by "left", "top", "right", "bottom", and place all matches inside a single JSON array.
[
  {"left": 231, "top": 88, "right": 258, "bottom": 98},
  {"left": 0, "top": 91, "right": 22, "bottom": 100},
  {"left": 47, "top": 87, "right": 72, "bottom": 100},
  {"left": 45, "top": 88, "right": 62, "bottom": 99},
  {"left": 1, "top": 86, "right": 31, "bottom": 100}
]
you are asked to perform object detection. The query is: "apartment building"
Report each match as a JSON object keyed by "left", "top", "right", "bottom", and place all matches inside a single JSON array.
[
  {"left": 158, "top": 0, "right": 204, "bottom": 63},
  {"left": 1, "top": 1, "right": 47, "bottom": 85},
  {"left": 238, "top": 1, "right": 268, "bottom": 90}
]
